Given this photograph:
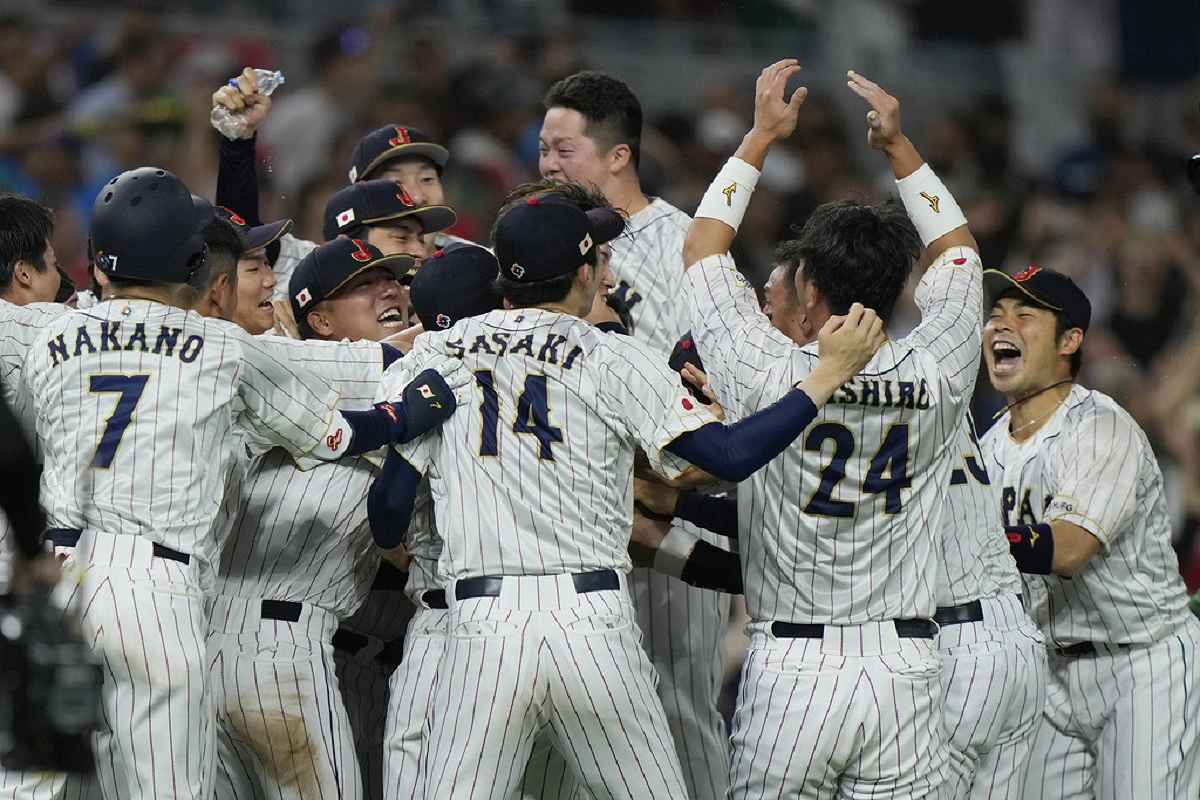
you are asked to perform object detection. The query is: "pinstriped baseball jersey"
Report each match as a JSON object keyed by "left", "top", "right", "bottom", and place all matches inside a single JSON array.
[
  {"left": 608, "top": 198, "right": 690, "bottom": 354},
  {"left": 382, "top": 308, "right": 716, "bottom": 580},
  {"left": 0, "top": 299, "right": 68, "bottom": 589},
  {"left": 937, "top": 412, "right": 1022, "bottom": 607},
  {"left": 686, "top": 246, "right": 983, "bottom": 624},
  {"left": 981, "top": 384, "right": 1191, "bottom": 645},
  {"left": 212, "top": 339, "right": 391, "bottom": 617},
  {"left": 19, "top": 299, "right": 344, "bottom": 561},
  {"left": 401, "top": 478, "right": 441, "bottom": 599}
]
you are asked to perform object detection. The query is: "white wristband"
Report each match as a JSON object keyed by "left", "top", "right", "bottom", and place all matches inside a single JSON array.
[
  {"left": 653, "top": 526, "right": 698, "bottom": 579},
  {"left": 694, "top": 157, "right": 761, "bottom": 234},
  {"left": 895, "top": 163, "right": 968, "bottom": 247}
]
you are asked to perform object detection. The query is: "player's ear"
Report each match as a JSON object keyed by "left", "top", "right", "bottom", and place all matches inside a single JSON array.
[
  {"left": 608, "top": 143, "right": 632, "bottom": 174},
  {"left": 307, "top": 307, "right": 334, "bottom": 337},
  {"left": 1057, "top": 327, "right": 1084, "bottom": 358},
  {"left": 10, "top": 258, "right": 35, "bottom": 289}
]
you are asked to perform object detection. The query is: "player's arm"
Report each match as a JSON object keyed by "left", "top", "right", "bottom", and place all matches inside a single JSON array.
[
  {"left": 0, "top": 394, "right": 45, "bottom": 564},
  {"left": 1006, "top": 407, "right": 1141, "bottom": 577},
  {"left": 635, "top": 479, "right": 739, "bottom": 540},
  {"left": 212, "top": 67, "right": 271, "bottom": 223},
  {"left": 236, "top": 333, "right": 463, "bottom": 461},
  {"left": 628, "top": 512, "right": 743, "bottom": 594},
  {"left": 845, "top": 70, "right": 977, "bottom": 260},
  {"left": 367, "top": 443, "right": 424, "bottom": 551},
  {"left": 845, "top": 72, "right": 984, "bottom": 397},
  {"left": 683, "top": 59, "right": 806, "bottom": 269}
]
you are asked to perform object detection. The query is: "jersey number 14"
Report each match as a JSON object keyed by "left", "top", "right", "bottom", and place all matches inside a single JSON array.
[{"left": 474, "top": 371, "right": 563, "bottom": 460}]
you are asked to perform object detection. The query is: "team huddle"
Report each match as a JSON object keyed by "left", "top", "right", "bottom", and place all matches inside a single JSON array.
[{"left": 0, "top": 55, "right": 1198, "bottom": 800}]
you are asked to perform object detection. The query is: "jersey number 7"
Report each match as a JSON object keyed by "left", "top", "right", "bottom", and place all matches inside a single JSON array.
[
  {"left": 475, "top": 371, "right": 563, "bottom": 460},
  {"left": 89, "top": 374, "right": 150, "bottom": 468}
]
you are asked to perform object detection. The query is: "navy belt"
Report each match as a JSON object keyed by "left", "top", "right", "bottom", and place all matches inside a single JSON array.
[
  {"left": 45, "top": 527, "right": 190, "bottom": 565},
  {"left": 422, "top": 589, "right": 448, "bottom": 610},
  {"left": 772, "top": 618, "right": 937, "bottom": 640},
  {"left": 454, "top": 569, "right": 619, "bottom": 601}
]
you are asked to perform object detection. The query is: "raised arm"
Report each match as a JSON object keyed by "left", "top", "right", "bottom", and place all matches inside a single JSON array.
[
  {"left": 845, "top": 70, "right": 977, "bottom": 261},
  {"left": 212, "top": 67, "right": 272, "bottom": 223},
  {"left": 683, "top": 59, "right": 807, "bottom": 269}
]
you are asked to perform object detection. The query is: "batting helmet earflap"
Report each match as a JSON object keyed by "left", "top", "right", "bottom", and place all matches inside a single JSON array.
[{"left": 91, "top": 167, "right": 213, "bottom": 287}]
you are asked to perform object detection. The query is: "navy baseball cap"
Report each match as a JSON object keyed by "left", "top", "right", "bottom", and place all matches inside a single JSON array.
[
  {"left": 322, "top": 180, "right": 456, "bottom": 242},
  {"left": 215, "top": 206, "right": 293, "bottom": 254},
  {"left": 984, "top": 265, "right": 1092, "bottom": 332},
  {"left": 290, "top": 237, "right": 415, "bottom": 324},
  {"left": 348, "top": 126, "right": 449, "bottom": 183},
  {"left": 410, "top": 243, "right": 502, "bottom": 331},
  {"left": 669, "top": 332, "right": 706, "bottom": 374},
  {"left": 494, "top": 194, "right": 625, "bottom": 283}
]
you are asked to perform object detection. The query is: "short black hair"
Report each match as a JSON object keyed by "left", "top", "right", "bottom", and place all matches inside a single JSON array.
[
  {"left": 490, "top": 179, "right": 614, "bottom": 245},
  {"left": 494, "top": 253, "right": 597, "bottom": 309},
  {"left": 1054, "top": 310, "right": 1084, "bottom": 376},
  {"left": 203, "top": 218, "right": 243, "bottom": 291},
  {"left": 543, "top": 71, "right": 642, "bottom": 169},
  {"left": 0, "top": 194, "right": 54, "bottom": 293},
  {"left": 775, "top": 200, "right": 920, "bottom": 323}
]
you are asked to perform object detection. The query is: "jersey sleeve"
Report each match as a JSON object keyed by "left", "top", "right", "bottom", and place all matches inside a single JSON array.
[
  {"left": 272, "top": 233, "right": 318, "bottom": 301},
  {"left": 684, "top": 253, "right": 816, "bottom": 416},
  {"left": 1045, "top": 405, "right": 1143, "bottom": 551},
  {"left": 254, "top": 335, "right": 387, "bottom": 407},
  {"left": 902, "top": 246, "right": 983, "bottom": 402},
  {"left": 598, "top": 338, "right": 718, "bottom": 479},
  {"left": 235, "top": 332, "right": 344, "bottom": 457}
]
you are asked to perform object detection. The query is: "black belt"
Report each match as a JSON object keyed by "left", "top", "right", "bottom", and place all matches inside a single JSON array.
[
  {"left": 331, "top": 628, "right": 405, "bottom": 667},
  {"left": 260, "top": 599, "right": 302, "bottom": 622},
  {"left": 935, "top": 593, "right": 1024, "bottom": 627},
  {"left": 45, "top": 527, "right": 190, "bottom": 565},
  {"left": 422, "top": 589, "right": 448, "bottom": 610},
  {"left": 454, "top": 569, "right": 619, "bottom": 601},
  {"left": 934, "top": 599, "right": 983, "bottom": 626},
  {"left": 772, "top": 618, "right": 937, "bottom": 640},
  {"left": 1056, "top": 641, "right": 1132, "bottom": 658}
]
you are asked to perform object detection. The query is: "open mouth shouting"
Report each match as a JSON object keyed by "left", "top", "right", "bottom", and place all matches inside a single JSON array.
[
  {"left": 989, "top": 337, "right": 1022, "bottom": 378},
  {"left": 377, "top": 304, "right": 406, "bottom": 331}
]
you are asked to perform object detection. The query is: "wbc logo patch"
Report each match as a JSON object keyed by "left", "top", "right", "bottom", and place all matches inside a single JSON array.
[
  {"left": 436, "top": 313, "right": 451, "bottom": 329},
  {"left": 337, "top": 208, "right": 356, "bottom": 228},
  {"left": 510, "top": 263, "right": 525, "bottom": 279}
]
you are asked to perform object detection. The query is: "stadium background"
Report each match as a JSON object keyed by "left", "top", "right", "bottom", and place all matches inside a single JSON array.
[{"left": 3, "top": 0, "right": 1199, "bottom": 715}]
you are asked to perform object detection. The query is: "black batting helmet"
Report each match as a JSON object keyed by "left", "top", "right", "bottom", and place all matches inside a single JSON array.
[{"left": 91, "top": 167, "right": 213, "bottom": 288}]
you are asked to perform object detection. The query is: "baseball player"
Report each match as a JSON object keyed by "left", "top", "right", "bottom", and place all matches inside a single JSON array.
[
  {"left": 368, "top": 192, "right": 885, "bottom": 799},
  {"left": 539, "top": 71, "right": 730, "bottom": 799},
  {"left": 682, "top": 62, "right": 981, "bottom": 797},
  {"left": 14, "top": 167, "right": 463, "bottom": 800},
  {"left": 979, "top": 265, "right": 1200, "bottom": 798},
  {"left": 206, "top": 237, "right": 438, "bottom": 800}
]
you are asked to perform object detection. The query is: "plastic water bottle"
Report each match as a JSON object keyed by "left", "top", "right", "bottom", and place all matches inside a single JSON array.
[{"left": 210, "top": 69, "right": 285, "bottom": 140}]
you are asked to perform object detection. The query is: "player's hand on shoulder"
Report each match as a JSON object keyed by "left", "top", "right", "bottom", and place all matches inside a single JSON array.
[
  {"left": 845, "top": 70, "right": 903, "bottom": 152},
  {"left": 212, "top": 66, "right": 272, "bottom": 137},
  {"left": 680, "top": 363, "right": 725, "bottom": 420},
  {"left": 817, "top": 302, "right": 886, "bottom": 379},
  {"left": 751, "top": 58, "right": 808, "bottom": 142}
]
